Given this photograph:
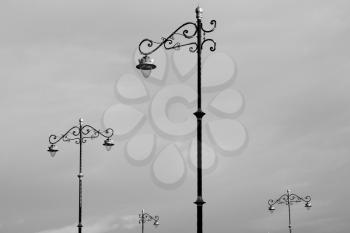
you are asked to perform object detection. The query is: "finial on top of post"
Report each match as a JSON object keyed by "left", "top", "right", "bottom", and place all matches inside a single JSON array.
[{"left": 196, "top": 6, "right": 203, "bottom": 19}]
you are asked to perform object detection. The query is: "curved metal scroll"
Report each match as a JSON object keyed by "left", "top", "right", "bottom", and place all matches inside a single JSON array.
[
  {"left": 49, "top": 126, "right": 80, "bottom": 144},
  {"left": 49, "top": 125, "right": 114, "bottom": 145},
  {"left": 138, "top": 22, "right": 198, "bottom": 55},
  {"left": 139, "top": 213, "right": 159, "bottom": 223},
  {"left": 289, "top": 194, "right": 311, "bottom": 203},
  {"left": 268, "top": 193, "right": 311, "bottom": 207},
  {"left": 268, "top": 194, "right": 289, "bottom": 206},
  {"left": 201, "top": 38, "right": 216, "bottom": 52},
  {"left": 201, "top": 19, "right": 216, "bottom": 33},
  {"left": 138, "top": 18, "right": 217, "bottom": 56},
  {"left": 81, "top": 125, "right": 114, "bottom": 140}
]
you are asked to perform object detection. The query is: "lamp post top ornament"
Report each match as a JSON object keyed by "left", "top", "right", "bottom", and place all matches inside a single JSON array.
[{"left": 196, "top": 6, "right": 203, "bottom": 19}]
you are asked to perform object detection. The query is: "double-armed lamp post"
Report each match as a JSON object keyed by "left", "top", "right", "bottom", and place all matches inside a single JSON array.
[
  {"left": 47, "top": 118, "right": 115, "bottom": 233},
  {"left": 268, "top": 189, "right": 312, "bottom": 233},
  {"left": 136, "top": 7, "right": 216, "bottom": 233},
  {"left": 139, "top": 209, "right": 160, "bottom": 233}
]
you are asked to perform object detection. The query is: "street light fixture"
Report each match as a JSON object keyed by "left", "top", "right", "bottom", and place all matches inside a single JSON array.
[
  {"left": 136, "top": 6, "right": 216, "bottom": 233},
  {"left": 268, "top": 205, "right": 276, "bottom": 213},
  {"left": 47, "top": 118, "right": 115, "bottom": 233},
  {"left": 47, "top": 144, "right": 58, "bottom": 157},
  {"left": 267, "top": 189, "right": 312, "bottom": 233},
  {"left": 103, "top": 138, "right": 115, "bottom": 151},
  {"left": 139, "top": 209, "right": 160, "bottom": 233},
  {"left": 136, "top": 55, "right": 156, "bottom": 78}
]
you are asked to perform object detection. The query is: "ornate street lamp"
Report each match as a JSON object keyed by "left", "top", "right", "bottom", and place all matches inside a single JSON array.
[
  {"left": 139, "top": 209, "right": 159, "bottom": 233},
  {"left": 268, "top": 189, "right": 312, "bottom": 233},
  {"left": 136, "top": 6, "right": 216, "bottom": 233},
  {"left": 47, "top": 118, "right": 115, "bottom": 233}
]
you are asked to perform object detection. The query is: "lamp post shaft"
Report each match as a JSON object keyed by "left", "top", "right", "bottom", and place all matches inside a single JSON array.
[
  {"left": 197, "top": 13, "right": 202, "bottom": 111},
  {"left": 78, "top": 119, "right": 83, "bottom": 233},
  {"left": 141, "top": 209, "right": 145, "bottom": 233},
  {"left": 194, "top": 8, "right": 205, "bottom": 233},
  {"left": 287, "top": 190, "right": 292, "bottom": 233}
]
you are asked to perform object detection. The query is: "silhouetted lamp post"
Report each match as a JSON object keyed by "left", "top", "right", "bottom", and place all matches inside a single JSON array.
[
  {"left": 268, "top": 189, "right": 312, "bottom": 233},
  {"left": 139, "top": 209, "right": 159, "bottom": 233},
  {"left": 136, "top": 6, "right": 216, "bottom": 233},
  {"left": 47, "top": 118, "right": 115, "bottom": 233}
]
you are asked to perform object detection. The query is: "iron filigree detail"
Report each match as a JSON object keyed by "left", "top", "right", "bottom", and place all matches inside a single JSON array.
[
  {"left": 138, "top": 18, "right": 216, "bottom": 56},
  {"left": 201, "top": 19, "right": 216, "bottom": 33},
  {"left": 49, "top": 126, "right": 80, "bottom": 144},
  {"left": 268, "top": 192, "right": 311, "bottom": 207},
  {"left": 139, "top": 212, "right": 159, "bottom": 224},
  {"left": 48, "top": 124, "right": 114, "bottom": 146}
]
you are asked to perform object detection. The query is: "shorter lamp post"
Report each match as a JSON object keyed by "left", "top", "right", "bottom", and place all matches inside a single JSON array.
[
  {"left": 139, "top": 209, "right": 159, "bottom": 233},
  {"left": 47, "top": 118, "right": 115, "bottom": 233},
  {"left": 268, "top": 189, "right": 312, "bottom": 233}
]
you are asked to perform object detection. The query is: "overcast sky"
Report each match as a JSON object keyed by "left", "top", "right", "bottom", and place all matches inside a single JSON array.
[{"left": 1, "top": 0, "right": 350, "bottom": 233}]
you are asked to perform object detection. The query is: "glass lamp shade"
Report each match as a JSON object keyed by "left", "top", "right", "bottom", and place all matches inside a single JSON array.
[
  {"left": 268, "top": 206, "right": 275, "bottom": 213},
  {"left": 305, "top": 202, "right": 312, "bottom": 210},
  {"left": 153, "top": 220, "right": 160, "bottom": 227},
  {"left": 136, "top": 55, "right": 156, "bottom": 78},
  {"left": 141, "top": 69, "right": 152, "bottom": 78},
  {"left": 103, "top": 138, "right": 114, "bottom": 151},
  {"left": 47, "top": 144, "right": 58, "bottom": 157}
]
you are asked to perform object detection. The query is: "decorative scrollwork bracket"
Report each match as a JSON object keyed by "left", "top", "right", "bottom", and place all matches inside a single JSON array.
[{"left": 138, "top": 18, "right": 216, "bottom": 56}]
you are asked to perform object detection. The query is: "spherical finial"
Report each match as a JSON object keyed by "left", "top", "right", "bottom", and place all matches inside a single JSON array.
[
  {"left": 79, "top": 118, "right": 83, "bottom": 123},
  {"left": 196, "top": 6, "right": 203, "bottom": 19}
]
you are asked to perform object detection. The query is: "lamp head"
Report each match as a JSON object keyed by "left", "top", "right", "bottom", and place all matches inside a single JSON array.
[
  {"left": 268, "top": 205, "right": 275, "bottom": 213},
  {"left": 136, "top": 55, "right": 156, "bottom": 78},
  {"left": 305, "top": 202, "right": 312, "bottom": 210},
  {"left": 153, "top": 220, "right": 160, "bottom": 227},
  {"left": 103, "top": 138, "right": 114, "bottom": 151},
  {"left": 47, "top": 144, "right": 58, "bottom": 157}
]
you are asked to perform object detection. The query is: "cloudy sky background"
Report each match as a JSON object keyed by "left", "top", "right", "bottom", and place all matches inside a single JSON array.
[{"left": 1, "top": 0, "right": 350, "bottom": 233}]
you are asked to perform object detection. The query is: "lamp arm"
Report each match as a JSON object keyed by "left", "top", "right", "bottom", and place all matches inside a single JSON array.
[
  {"left": 81, "top": 125, "right": 114, "bottom": 140},
  {"left": 289, "top": 194, "right": 311, "bottom": 203},
  {"left": 138, "top": 21, "right": 198, "bottom": 55},
  {"left": 141, "top": 213, "right": 159, "bottom": 222},
  {"left": 49, "top": 126, "right": 80, "bottom": 145},
  {"left": 268, "top": 193, "right": 289, "bottom": 206}
]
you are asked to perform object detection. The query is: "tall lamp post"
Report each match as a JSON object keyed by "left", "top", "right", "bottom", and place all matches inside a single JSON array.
[
  {"left": 136, "top": 7, "right": 216, "bottom": 233},
  {"left": 47, "top": 118, "right": 115, "bottom": 233},
  {"left": 139, "top": 209, "right": 160, "bottom": 233},
  {"left": 268, "top": 189, "right": 312, "bottom": 233}
]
